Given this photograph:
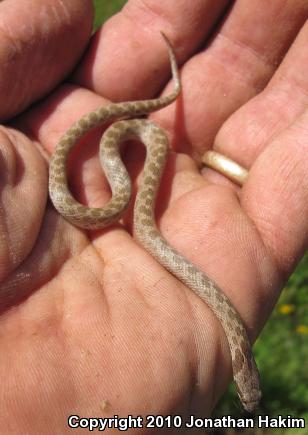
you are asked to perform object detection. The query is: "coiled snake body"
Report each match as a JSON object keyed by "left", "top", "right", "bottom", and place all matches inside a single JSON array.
[{"left": 49, "top": 34, "right": 261, "bottom": 412}]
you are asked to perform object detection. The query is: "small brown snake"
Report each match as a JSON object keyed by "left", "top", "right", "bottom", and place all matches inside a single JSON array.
[{"left": 49, "top": 33, "right": 261, "bottom": 412}]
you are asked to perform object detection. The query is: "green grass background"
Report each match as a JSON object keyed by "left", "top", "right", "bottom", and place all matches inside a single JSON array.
[
  {"left": 93, "top": 0, "right": 126, "bottom": 30},
  {"left": 93, "top": 1, "right": 308, "bottom": 432}
]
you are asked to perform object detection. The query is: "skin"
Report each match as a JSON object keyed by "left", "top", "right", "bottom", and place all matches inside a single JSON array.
[{"left": 0, "top": 0, "right": 307, "bottom": 433}]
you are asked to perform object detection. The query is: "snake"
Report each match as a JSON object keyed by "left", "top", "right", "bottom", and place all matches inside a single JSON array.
[{"left": 48, "top": 33, "right": 261, "bottom": 412}]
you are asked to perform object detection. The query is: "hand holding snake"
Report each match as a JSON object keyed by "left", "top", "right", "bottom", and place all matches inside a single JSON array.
[
  {"left": 0, "top": 0, "right": 307, "bottom": 430},
  {"left": 49, "top": 33, "right": 261, "bottom": 411}
]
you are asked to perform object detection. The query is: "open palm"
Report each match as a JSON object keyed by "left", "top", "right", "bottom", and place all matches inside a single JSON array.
[{"left": 0, "top": 1, "right": 307, "bottom": 433}]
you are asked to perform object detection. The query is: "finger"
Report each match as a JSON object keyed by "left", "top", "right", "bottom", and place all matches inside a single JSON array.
[
  {"left": 0, "top": 0, "right": 93, "bottom": 121},
  {"left": 73, "top": 0, "right": 231, "bottom": 100},
  {"left": 0, "top": 128, "right": 47, "bottom": 282},
  {"left": 201, "top": 20, "right": 308, "bottom": 280},
  {"left": 242, "top": 107, "right": 308, "bottom": 278},
  {"left": 18, "top": 83, "right": 117, "bottom": 210},
  {"left": 152, "top": 0, "right": 308, "bottom": 158},
  {"left": 214, "top": 20, "right": 308, "bottom": 168}
]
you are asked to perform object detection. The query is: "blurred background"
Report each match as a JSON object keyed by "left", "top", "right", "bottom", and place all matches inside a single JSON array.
[{"left": 92, "top": 1, "right": 308, "bottom": 433}]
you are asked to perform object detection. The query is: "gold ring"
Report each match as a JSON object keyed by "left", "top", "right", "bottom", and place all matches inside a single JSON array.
[{"left": 202, "top": 151, "right": 248, "bottom": 186}]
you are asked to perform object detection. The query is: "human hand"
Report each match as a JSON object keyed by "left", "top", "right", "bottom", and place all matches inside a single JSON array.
[{"left": 1, "top": 0, "right": 307, "bottom": 433}]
